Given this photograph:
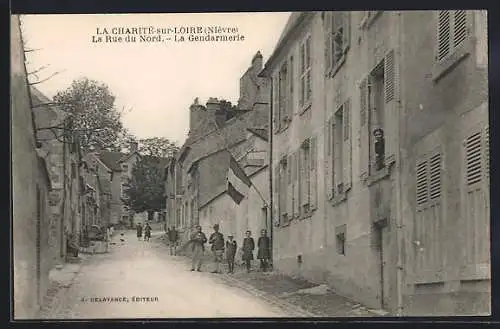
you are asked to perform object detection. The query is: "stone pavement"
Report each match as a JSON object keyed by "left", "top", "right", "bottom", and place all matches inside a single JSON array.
[
  {"left": 37, "top": 229, "right": 299, "bottom": 319},
  {"left": 168, "top": 233, "right": 389, "bottom": 317}
]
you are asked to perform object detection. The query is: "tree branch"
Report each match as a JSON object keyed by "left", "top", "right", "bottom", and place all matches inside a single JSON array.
[
  {"left": 29, "top": 70, "right": 66, "bottom": 86},
  {"left": 28, "top": 65, "right": 51, "bottom": 80}
]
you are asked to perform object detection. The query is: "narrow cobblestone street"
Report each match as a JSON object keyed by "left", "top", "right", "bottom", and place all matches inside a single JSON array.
[{"left": 44, "top": 229, "right": 297, "bottom": 319}]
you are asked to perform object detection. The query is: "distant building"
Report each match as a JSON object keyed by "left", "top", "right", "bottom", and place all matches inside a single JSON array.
[
  {"left": 164, "top": 51, "right": 270, "bottom": 245},
  {"left": 260, "top": 10, "right": 489, "bottom": 315}
]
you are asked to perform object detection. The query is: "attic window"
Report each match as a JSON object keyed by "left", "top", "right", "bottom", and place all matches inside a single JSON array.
[{"left": 122, "top": 164, "right": 129, "bottom": 170}]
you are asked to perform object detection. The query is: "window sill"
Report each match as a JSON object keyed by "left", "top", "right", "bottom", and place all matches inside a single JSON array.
[
  {"left": 329, "top": 187, "right": 351, "bottom": 206},
  {"left": 299, "top": 103, "right": 312, "bottom": 116},
  {"left": 432, "top": 36, "right": 474, "bottom": 82},
  {"left": 326, "top": 51, "right": 348, "bottom": 79},
  {"left": 363, "top": 156, "right": 395, "bottom": 187}
]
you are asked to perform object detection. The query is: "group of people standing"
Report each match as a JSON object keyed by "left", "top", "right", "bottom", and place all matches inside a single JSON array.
[
  {"left": 183, "top": 224, "right": 271, "bottom": 274},
  {"left": 136, "top": 222, "right": 152, "bottom": 241}
]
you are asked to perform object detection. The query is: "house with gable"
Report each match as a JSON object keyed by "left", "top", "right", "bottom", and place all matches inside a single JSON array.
[{"left": 164, "top": 51, "right": 271, "bottom": 244}]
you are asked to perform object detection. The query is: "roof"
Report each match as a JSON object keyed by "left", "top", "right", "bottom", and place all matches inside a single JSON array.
[
  {"left": 247, "top": 128, "right": 268, "bottom": 141},
  {"left": 177, "top": 102, "right": 269, "bottom": 171},
  {"left": 98, "top": 151, "right": 125, "bottom": 171},
  {"left": 196, "top": 150, "right": 232, "bottom": 209},
  {"left": 259, "top": 12, "right": 314, "bottom": 77}
]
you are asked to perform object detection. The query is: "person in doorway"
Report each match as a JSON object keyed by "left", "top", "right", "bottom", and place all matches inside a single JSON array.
[
  {"left": 257, "top": 229, "right": 271, "bottom": 272},
  {"left": 190, "top": 225, "right": 207, "bottom": 272},
  {"left": 168, "top": 226, "right": 179, "bottom": 256},
  {"left": 226, "top": 234, "right": 237, "bottom": 274},
  {"left": 136, "top": 223, "right": 143, "bottom": 241},
  {"left": 144, "top": 223, "right": 152, "bottom": 241},
  {"left": 209, "top": 224, "right": 225, "bottom": 274},
  {"left": 242, "top": 230, "right": 255, "bottom": 273}
]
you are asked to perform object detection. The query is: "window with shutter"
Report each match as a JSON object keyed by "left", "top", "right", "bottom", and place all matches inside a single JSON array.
[
  {"left": 289, "top": 55, "right": 294, "bottom": 119},
  {"left": 279, "top": 62, "right": 288, "bottom": 128},
  {"left": 325, "top": 117, "right": 334, "bottom": 200},
  {"left": 279, "top": 157, "right": 288, "bottom": 224},
  {"left": 273, "top": 76, "right": 280, "bottom": 133},
  {"left": 286, "top": 154, "right": 293, "bottom": 223},
  {"left": 325, "top": 12, "right": 350, "bottom": 78},
  {"left": 300, "top": 35, "right": 312, "bottom": 111},
  {"left": 462, "top": 128, "right": 490, "bottom": 279},
  {"left": 310, "top": 136, "right": 318, "bottom": 209},
  {"left": 414, "top": 149, "right": 444, "bottom": 283},
  {"left": 333, "top": 106, "right": 344, "bottom": 195},
  {"left": 436, "top": 10, "right": 470, "bottom": 62},
  {"left": 343, "top": 98, "right": 352, "bottom": 190}
]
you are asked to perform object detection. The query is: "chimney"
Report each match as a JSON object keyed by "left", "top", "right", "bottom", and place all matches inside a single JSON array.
[
  {"left": 206, "top": 97, "right": 221, "bottom": 112},
  {"left": 189, "top": 97, "right": 206, "bottom": 134},
  {"left": 252, "top": 51, "right": 263, "bottom": 72},
  {"left": 130, "top": 141, "right": 138, "bottom": 153}
]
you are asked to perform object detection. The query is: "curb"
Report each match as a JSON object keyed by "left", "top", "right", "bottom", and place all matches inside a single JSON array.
[{"left": 38, "top": 254, "right": 91, "bottom": 319}]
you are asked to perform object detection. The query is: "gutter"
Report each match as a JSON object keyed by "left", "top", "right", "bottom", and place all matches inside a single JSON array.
[
  {"left": 268, "top": 75, "right": 274, "bottom": 264},
  {"left": 395, "top": 11, "right": 404, "bottom": 317}
]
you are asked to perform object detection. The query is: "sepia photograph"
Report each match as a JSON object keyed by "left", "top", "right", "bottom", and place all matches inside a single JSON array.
[{"left": 11, "top": 10, "right": 490, "bottom": 320}]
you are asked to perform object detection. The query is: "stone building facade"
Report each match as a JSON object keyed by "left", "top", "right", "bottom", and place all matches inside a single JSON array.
[
  {"left": 12, "top": 15, "right": 53, "bottom": 318},
  {"left": 164, "top": 52, "right": 270, "bottom": 245},
  {"left": 260, "top": 11, "right": 489, "bottom": 315}
]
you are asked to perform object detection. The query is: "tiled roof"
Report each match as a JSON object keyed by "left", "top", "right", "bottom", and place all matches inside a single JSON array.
[
  {"left": 98, "top": 151, "right": 125, "bottom": 171},
  {"left": 197, "top": 150, "right": 232, "bottom": 209},
  {"left": 179, "top": 104, "right": 269, "bottom": 171}
]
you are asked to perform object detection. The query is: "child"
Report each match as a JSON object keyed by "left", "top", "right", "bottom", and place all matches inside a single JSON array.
[
  {"left": 225, "top": 234, "right": 237, "bottom": 274},
  {"left": 242, "top": 230, "right": 255, "bottom": 273}
]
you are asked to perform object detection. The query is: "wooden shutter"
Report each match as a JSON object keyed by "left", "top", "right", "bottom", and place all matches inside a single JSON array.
[
  {"left": 453, "top": 10, "right": 468, "bottom": 48},
  {"left": 359, "top": 78, "right": 370, "bottom": 179},
  {"left": 342, "top": 12, "right": 351, "bottom": 53},
  {"left": 324, "top": 12, "right": 332, "bottom": 74},
  {"left": 343, "top": 99, "right": 352, "bottom": 190},
  {"left": 299, "top": 43, "right": 305, "bottom": 108},
  {"left": 306, "top": 36, "right": 312, "bottom": 103},
  {"left": 384, "top": 50, "right": 395, "bottom": 103},
  {"left": 310, "top": 136, "right": 318, "bottom": 209},
  {"left": 293, "top": 151, "right": 300, "bottom": 218},
  {"left": 429, "top": 153, "right": 442, "bottom": 201},
  {"left": 273, "top": 164, "right": 280, "bottom": 226},
  {"left": 416, "top": 159, "right": 428, "bottom": 207},
  {"left": 325, "top": 118, "right": 333, "bottom": 200},
  {"left": 437, "top": 11, "right": 451, "bottom": 61},
  {"left": 484, "top": 125, "right": 489, "bottom": 179},
  {"left": 273, "top": 75, "right": 280, "bottom": 133},
  {"left": 300, "top": 146, "right": 308, "bottom": 207},
  {"left": 466, "top": 132, "right": 482, "bottom": 186},
  {"left": 286, "top": 155, "right": 293, "bottom": 222}
]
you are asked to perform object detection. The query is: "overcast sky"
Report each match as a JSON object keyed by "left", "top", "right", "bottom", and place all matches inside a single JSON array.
[{"left": 20, "top": 13, "right": 290, "bottom": 146}]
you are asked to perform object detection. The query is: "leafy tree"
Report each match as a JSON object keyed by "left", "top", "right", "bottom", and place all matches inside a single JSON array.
[
  {"left": 138, "top": 137, "right": 179, "bottom": 158},
  {"left": 52, "top": 77, "right": 124, "bottom": 151},
  {"left": 123, "top": 157, "right": 165, "bottom": 220}
]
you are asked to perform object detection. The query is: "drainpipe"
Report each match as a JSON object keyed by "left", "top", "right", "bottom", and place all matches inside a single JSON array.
[
  {"left": 268, "top": 76, "right": 274, "bottom": 265},
  {"left": 395, "top": 11, "right": 404, "bottom": 316}
]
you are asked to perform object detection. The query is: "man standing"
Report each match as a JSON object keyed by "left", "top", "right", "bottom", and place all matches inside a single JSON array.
[
  {"left": 168, "top": 226, "right": 179, "bottom": 256},
  {"left": 257, "top": 229, "right": 271, "bottom": 272},
  {"left": 136, "top": 223, "right": 143, "bottom": 241},
  {"left": 209, "top": 224, "right": 225, "bottom": 274},
  {"left": 190, "top": 225, "right": 207, "bottom": 272},
  {"left": 226, "top": 234, "right": 237, "bottom": 274}
]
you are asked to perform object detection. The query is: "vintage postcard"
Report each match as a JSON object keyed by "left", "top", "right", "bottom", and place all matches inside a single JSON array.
[{"left": 11, "top": 11, "right": 490, "bottom": 320}]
